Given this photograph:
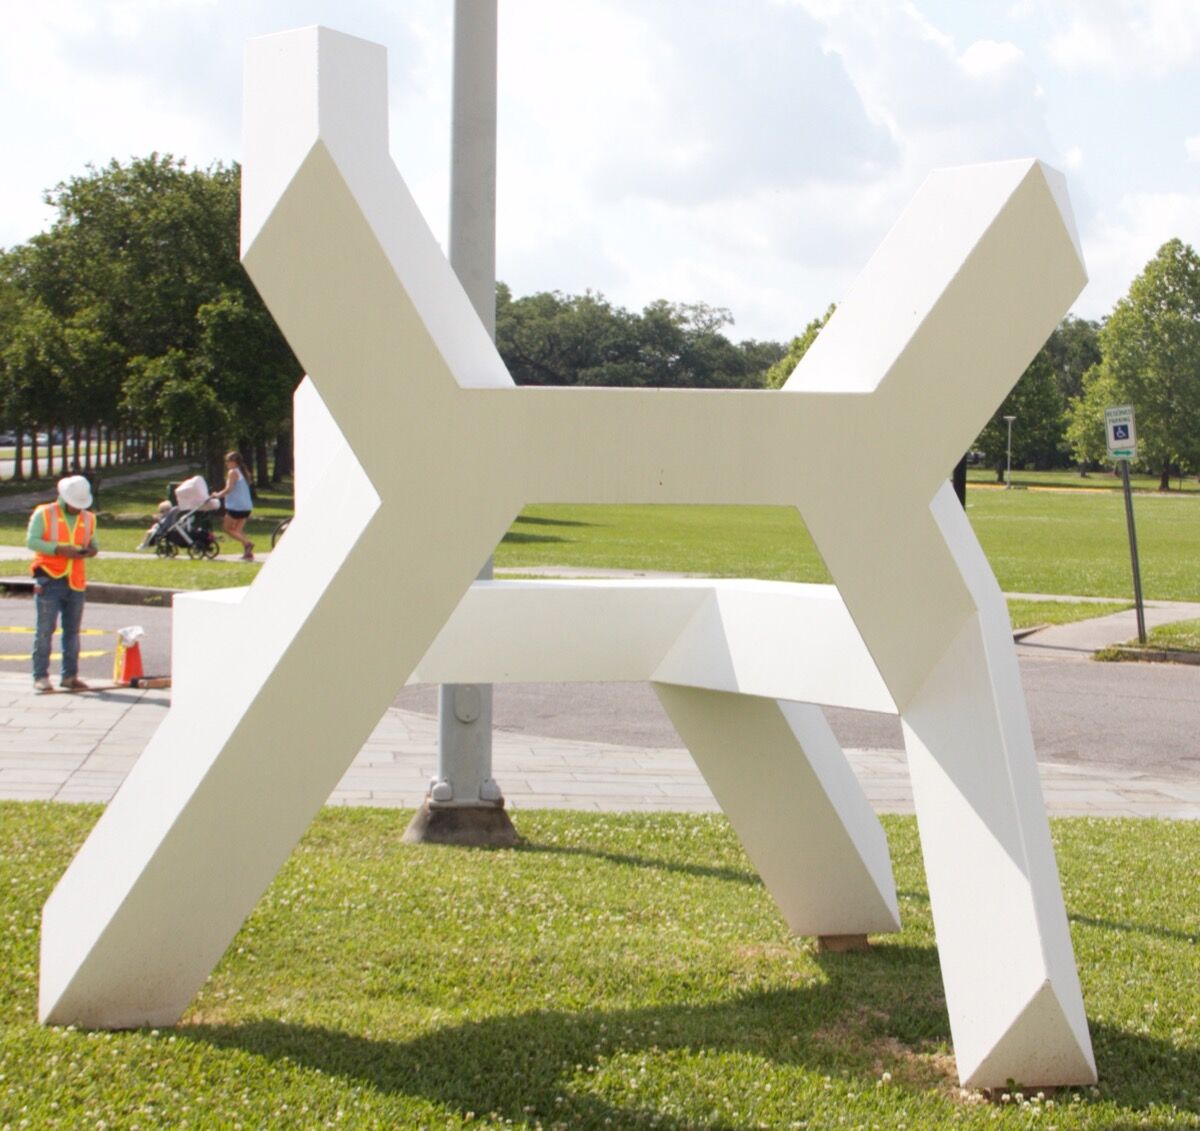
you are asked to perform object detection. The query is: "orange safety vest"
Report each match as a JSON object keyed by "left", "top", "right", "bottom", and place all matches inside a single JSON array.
[{"left": 31, "top": 503, "right": 95, "bottom": 591}]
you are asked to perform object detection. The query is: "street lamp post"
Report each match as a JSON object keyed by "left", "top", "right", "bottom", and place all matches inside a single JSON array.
[
  {"left": 1004, "top": 414, "right": 1016, "bottom": 489},
  {"left": 403, "top": 0, "right": 517, "bottom": 847}
]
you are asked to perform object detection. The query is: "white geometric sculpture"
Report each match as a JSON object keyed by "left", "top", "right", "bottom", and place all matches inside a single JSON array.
[{"left": 39, "top": 27, "right": 1096, "bottom": 1087}]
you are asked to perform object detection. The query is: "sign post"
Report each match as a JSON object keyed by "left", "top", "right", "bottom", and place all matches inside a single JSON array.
[{"left": 1104, "top": 405, "right": 1146, "bottom": 644}]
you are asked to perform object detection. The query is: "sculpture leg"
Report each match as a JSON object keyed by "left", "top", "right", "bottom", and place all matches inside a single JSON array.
[
  {"left": 39, "top": 447, "right": 513, "bottom": 1028},
  {"left": 898, "top": 498, "right": 1095, "bottom": 1087},
  {"left": 653, "top": 685, "right": 899, "bottom": 937}
]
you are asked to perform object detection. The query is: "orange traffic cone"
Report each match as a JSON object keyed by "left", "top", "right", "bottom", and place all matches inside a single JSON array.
[{"left": 114, "top": 626, "right": 145, "bottom": 684}]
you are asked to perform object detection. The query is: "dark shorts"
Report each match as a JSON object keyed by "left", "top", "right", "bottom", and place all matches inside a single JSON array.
[{"left": 226, "top": 509, "right": 251, "bottom": 520}]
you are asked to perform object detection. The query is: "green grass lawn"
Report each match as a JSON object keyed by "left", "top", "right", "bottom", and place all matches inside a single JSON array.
[
  {"left": 966, "top": 486, "right": 1200, "bottom": 600},
  {"left": 1144, "top": 618, "right": 1200, "bottom": 651},
  {"left": 967, "top": 466, "right": 1200, "bottom": 493},
  {"left": 1006, "top": 599, "right": 1129, "bottom": 630},
  {"left": 0, "top": 467, "right": 287, "bottom": 589},
  {"left": 2, "top": 804, "right": 1197, "bottom": 1128},
  {"left": 1097, "top": 618, "right": 1200, "bottom": 662},
  {"left": 496, "top": 486, "right": 1200, "bottom": 601},
  {"left": 0, "top": 556, "right": 261, "bottom": 591},
  {"left": 499, "top": 503, "right": 826, "bottom": 581},
  {"left": 2, "top": 469, "right": 1194, "bottom": 606}
]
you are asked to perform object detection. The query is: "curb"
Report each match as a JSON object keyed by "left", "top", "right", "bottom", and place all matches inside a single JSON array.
[
  {"left": 0, "top": 576, "right": 178, "bottom": 607},
  {"left": 1097, "top": 645, "right": 1200, "bottom": 666}
]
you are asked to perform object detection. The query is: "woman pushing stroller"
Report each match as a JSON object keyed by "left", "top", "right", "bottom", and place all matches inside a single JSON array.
[{"left": 209, "top": 450, "right": 255, "bottom": 561}]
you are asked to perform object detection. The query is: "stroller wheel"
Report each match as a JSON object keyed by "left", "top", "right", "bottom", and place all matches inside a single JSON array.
[
  {"left": 187, "top": 543, "right": 207, "bottom": 560},
  {"left": 156, "top": 541, "right": 177, "bottom": 558},
  {"left": 204, "top": 540, "right": 221, "bottom": 560}
]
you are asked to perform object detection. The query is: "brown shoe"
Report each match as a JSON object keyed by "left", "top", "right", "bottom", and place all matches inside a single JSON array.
[{"left": 60, "top": 676, "right": 90, "bottom": 692}]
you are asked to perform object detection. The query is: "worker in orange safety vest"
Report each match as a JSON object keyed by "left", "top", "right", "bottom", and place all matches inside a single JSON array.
[{"left": 26, "top": 475, "right": 98, "bottom": 693}]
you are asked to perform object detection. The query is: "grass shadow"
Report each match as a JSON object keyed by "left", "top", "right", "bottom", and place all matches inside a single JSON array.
[
  {"left": 514, "top": 514, "right": 596, "bottom": 528},
  {"left": 501, "top": 531, "right": 569, "bottom": 545},
  {"left": 516, "top": 838, "right": 761, "bottom": 888},
  {"left": 1069, "top": 913, "right": 1200, "bottom": 946},
  {"left": 177, "top": 964, "right": 1200, "bottom": 1127},
  {"left": 180, "top": 947, "right": 953, "bottom": 1128}
]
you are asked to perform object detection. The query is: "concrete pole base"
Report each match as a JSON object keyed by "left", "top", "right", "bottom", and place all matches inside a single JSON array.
[
  {"left": 816, "top": 934, "right": 871, "bottom": 954},
  {"left": 402, "top": 800, "right": 520, "bottom": 847}
]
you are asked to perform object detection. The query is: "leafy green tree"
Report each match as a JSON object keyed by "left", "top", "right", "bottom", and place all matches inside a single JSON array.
[
  {"left": 1042, "top": 314, "right": 1101, "bottom": 402},
  {"left": 1067, "top": 239, "right": 1200, "bottom": 488},
  {"left": 496, "top": 286, "right": 640, "bottom": 386},
  {"left": 194, "top": 285, "right": 300, "bottom": 482},
  {"left": 12, "top": 155, "right": 299, "bottom": 482},
  {"left": 974, "top": 354, "right": 1066, "bottom": 481},
  {"left": 1, "top": 298, "right": 70, "bottom": 477},
  {"left": 495, "top": 284, "right": 781, "bottom": 389},
  {"left": 1065, "top": 364, "right": 1119, "bottom": 469},
  {"left": 764, "top": 304, "right": 836, "bottom": 388}
]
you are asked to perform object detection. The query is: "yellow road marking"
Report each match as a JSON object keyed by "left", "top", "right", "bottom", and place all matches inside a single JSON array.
[
  {"left": 0, "top": 627, "right": 110, "bottom": 635},
  {"left": 0, "top": 649, "right": 110, "bottom": 661}
]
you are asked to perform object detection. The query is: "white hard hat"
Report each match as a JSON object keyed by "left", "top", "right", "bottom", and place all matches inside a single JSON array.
[{"left": 58, "top": 475, "right": 93, "bottom": 510}]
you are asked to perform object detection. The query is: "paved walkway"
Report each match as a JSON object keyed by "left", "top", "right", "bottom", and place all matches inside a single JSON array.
[
  {"left": 0, "top": 463, "right": 266, "bottom": 564},
  {"left": 0, "top": 463, "right": 193, "bottom": 514},
  {"left": 1, "top": 664, "right": 1196, "bottom": 818},
  {"left": 0, "top": 497, "right": 1196, "bottom": 820}
]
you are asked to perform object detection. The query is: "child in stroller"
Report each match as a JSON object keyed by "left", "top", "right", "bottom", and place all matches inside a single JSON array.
[{"left": 139, "top": 476, "right": 221, "bottom": 560}]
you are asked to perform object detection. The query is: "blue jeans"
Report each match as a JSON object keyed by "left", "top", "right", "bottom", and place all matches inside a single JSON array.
[{"left": 33, "top": 576, "right": 86, "bottom": 682}]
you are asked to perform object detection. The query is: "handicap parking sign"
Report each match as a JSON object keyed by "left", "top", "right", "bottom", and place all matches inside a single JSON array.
[{"left": 1104, "top": 405, "right": 1136, "bottom": 459}]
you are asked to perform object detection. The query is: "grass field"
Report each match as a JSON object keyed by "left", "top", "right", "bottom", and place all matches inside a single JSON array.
[
  {"left": 967, "top": 466, "right": 1200, "bottom": 494},
  {"left": 2, "top": 803, "right": 1197, "bottom": 1129},
  {"left": 496, "top": 486, "right": 1200, "bottom": 601},
  {"left": 1097, "top": 617, "right": 1200, "bottom": 662},
  {"left": 1145, "top": 618, "right": 1200, "bottom": 651},
  {"left": 0, "top": 467, "right": 286, "bottom": 590},
  {"left": 1, "top": 468, "right": 1194, "bottom": 603}
]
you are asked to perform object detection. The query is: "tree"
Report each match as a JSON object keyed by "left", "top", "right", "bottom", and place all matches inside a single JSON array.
[
  {"left": 496, "top": 286, "right": 640, "bottom": 386},
  {"left": 1, "top": 292, "right": 82, "bottom": 476},
  {"left": 8, "top": 155, "right": 300, "bottom": 482},
  {"left": 1067, "top": 239, "right": 1200, "bottom": 488},
  {"left": 1041, "top": 314, "right": 1101, "bottom": 403},
  {"left": 194, "top": 284, "right": 300, "bottom": 483},
  {"left": 1065, "top": 364, "right": 1119, "bottom": 469},
  {"left": 495, "top": 284, "right": 782, "bottom": 389},
  {"left": 974, "top": 354, "right": 1065, "bottom": 481},
  {"left": 764, "top": 304, "right": 836, "bottom": 388}
]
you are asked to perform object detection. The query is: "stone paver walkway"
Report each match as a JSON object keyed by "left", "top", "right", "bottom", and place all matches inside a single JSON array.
[{"left": 1, "top": 674, "right": 1195, "bottom": 819}]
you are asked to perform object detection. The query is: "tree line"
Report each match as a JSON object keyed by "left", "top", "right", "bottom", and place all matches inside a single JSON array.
[
  {"left": 767, "top": 240, "right": 1200, "bottom": 489},
  {"left": 0, "top": 155, "right": 300, "bottom": 490},
  {"left": 963, "top": 238, "right": 1200, "bottom": 489},
  {"left": 2, "top": 154, "right": 1196, "bottom": 492}
]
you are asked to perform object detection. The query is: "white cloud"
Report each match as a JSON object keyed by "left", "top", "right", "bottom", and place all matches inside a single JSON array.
[
  {"left": 491, "top": 0, "right": 1077, "bottom": 339},
  {"left": 1042, "top": 0, "right": 1200, "bottom": 75},
  {"left": 1073, "top": 190, "right": 1200, "bottom": 318},
  {"left": 5, "top": 0, "right": 1181, "bottom": 345},
  {"left": 958, "top": 38, "right": 1024, "bottom": 79},
  {"left": 492, "top": 0, "right": 905, "bottom": 336},
  {"left": 1187, "top": 135, "right": 1200, "bottom": 161}
]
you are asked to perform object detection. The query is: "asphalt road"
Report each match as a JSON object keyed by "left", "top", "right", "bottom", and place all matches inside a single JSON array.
[
  {"left": 0, "top": 595, "right": 175, "bottom": 684},
  {"left": 3, "top": 595, "right": 1196, "bottom": 778}
]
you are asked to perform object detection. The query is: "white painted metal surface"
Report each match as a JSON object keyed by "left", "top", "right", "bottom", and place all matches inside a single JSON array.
[{"left": 40, "top": 26, "right": 1095, "bottom": 1087}]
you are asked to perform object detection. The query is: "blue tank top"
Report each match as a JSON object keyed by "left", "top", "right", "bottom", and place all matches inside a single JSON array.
[{"left": 226, "top": 468, "right": 253, "bottom": 511}]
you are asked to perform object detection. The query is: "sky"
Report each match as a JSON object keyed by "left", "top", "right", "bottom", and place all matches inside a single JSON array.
[{"left": 1, "top": 0, "right": 1197, "bottom": 344}]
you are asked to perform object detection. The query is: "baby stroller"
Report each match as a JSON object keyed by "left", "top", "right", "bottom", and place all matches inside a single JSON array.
[{"left": 140, "top": 475, "right": 222, "bottom": 560}]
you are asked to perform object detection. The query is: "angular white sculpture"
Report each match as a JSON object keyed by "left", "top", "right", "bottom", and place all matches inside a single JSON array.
[{"left": 39, "top": 26, "right": 1096, "bottom": 1087}]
